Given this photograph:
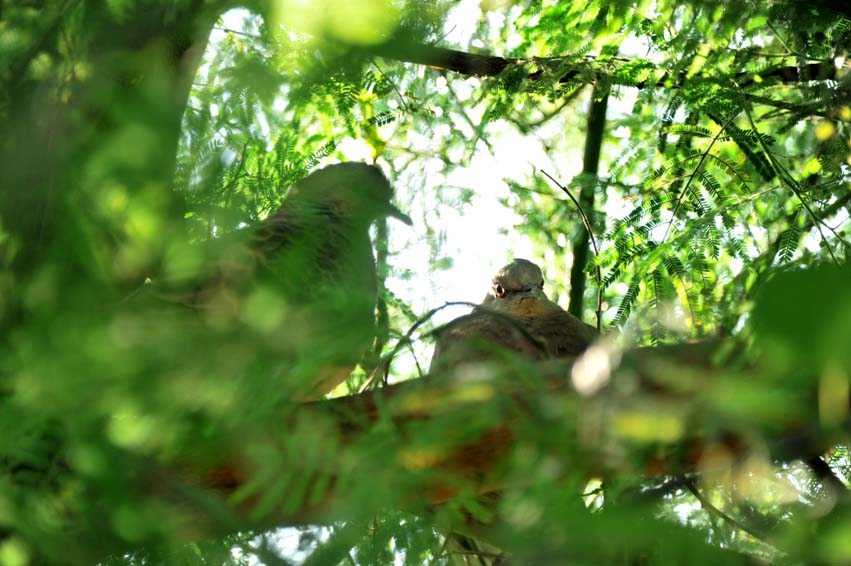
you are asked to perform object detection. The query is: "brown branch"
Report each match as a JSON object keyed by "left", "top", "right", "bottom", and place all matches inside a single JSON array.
[
  {"left": 41, "top": 337, "right": 834, "bottom": 565},
  {"left": 185, "top": 339, "right": 832, "bottom": 531},
  {"left": 369, "top": 36, "right": 837, "bottom": 90}
]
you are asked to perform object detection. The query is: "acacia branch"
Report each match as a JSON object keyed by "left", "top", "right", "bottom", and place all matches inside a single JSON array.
[{"left": 369, "top": 36, "right": 837, "bottom": 90}]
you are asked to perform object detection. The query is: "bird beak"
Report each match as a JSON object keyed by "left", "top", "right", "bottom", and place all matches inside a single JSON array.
[
  {"left": 385, "top": 203, "right": 413, "bottom": 226},
  {"left": 518, "top": 285, "right": 545, "bottom": 299}
]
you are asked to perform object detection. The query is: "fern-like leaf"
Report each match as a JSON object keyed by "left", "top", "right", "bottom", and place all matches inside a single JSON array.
[{"left": 612, "top": 277, "right": 641, "bottom": 328}]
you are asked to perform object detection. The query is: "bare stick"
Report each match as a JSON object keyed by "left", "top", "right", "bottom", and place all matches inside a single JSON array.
[
  {"left": 541, "top": 169, "right": 604, "bottom": 332},
  {"left": 359, "top": 301, "right": 479, "bottom": 392},
  {"left": 682, "top": 476, "right": 775, "bottom": 550}
]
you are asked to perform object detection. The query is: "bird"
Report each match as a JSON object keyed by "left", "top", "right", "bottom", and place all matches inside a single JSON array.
[
  {"left": 427, "top": 258, "right": 598, "bottom": 565},
  {"left": 154, "top": 162, "right": 412, "bottom": 399},
  {"left": 429, "top": 258, "right": 598, "bottom": 375}
]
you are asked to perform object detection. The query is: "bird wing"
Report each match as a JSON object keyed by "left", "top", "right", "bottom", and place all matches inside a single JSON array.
[
  {"left": 429, "top": 310, "right": 549, "bottom": 374},
  {"left": 430, "top": 288, "right": 599, "bottom": 375},
  {"left": 523, "top": 308, "right": 597, "bottom": 358}
]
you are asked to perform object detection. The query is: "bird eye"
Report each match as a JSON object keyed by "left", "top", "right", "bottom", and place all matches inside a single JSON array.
[{"left": 494, "top": 283, "right": 507, "bottom": 298}]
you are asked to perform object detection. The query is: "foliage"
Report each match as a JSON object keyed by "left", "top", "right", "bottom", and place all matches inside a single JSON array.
[{"left": 0, "top": 0, "right": 850, "bottom": 565}]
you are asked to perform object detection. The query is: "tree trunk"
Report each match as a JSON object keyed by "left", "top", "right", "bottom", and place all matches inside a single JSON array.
[{"left": 568, "top": 86, "right": 608, "bottom": 319}]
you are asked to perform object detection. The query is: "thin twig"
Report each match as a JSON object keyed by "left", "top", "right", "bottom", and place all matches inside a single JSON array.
[
  {"left": 682, "top": 476, "right": 773, "bottom": 546},
  {"left": 444, "top": 75, "right": 495, "bottom": 155},
  {"left": 581, "top": 486, "right": 604, "bottom": 497},
  {"left": 446, "top": 550, "right": 504, "bottom": 558},
  {"left": 429, "top": 536, "right": 450, "bottom": 566},
  {"left": 735, "top": 191, "right": 851, "bottom": 302},
  {"left": 404, "top": 340, "right": 425, "bottom": 379},
  {"left": 540, "top": 169, "right": 604, "bottom": 332},
  {"left": 358, "top": 301, "right": 479, "bottom": 393},
  {"left": 514, "top": 94, "right": 578, "bottom": 129},
  {"left": 370, "top": 59, "right": 410, "bottom": 112},
  {"left": 735, "top": 82, "right": 841, "bottom": 264},
  {"left": 660, "top": 113, "right": 737, "bottom": 245},
  {"left": 361, "top": 292, "right": 562, "bottom": 392},
  {"left": 213, "top": 25, "right": 259, "bottom": 40},
  {"left": 747, "top": 0, "right": 799, "bottom": 57}
]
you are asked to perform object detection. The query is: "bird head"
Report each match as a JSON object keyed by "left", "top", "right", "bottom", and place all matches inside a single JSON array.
[
  {"left": 286, "top": 162, "right": 412, "bottom": 227},
  {"left": 479, "top": 258, "right": 553, "bottom": 314}
]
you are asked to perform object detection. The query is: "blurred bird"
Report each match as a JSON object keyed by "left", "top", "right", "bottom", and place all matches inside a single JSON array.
[
  {"left": 157, "top": 162, "right": 412, "bottom": 398},
  {"left": 429, "top": 258, "right": 597, "bottom": 374}
]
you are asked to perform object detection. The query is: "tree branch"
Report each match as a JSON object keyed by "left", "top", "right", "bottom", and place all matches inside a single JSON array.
[
  {"left": 368, "top": 36, "right": 837, "bottom": 90},
  {"left": 182, "top": 339, "right": 833, "bottom": 533},
  {"left": 682, "top": 477, "right": 772, "bottom": 545}
]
